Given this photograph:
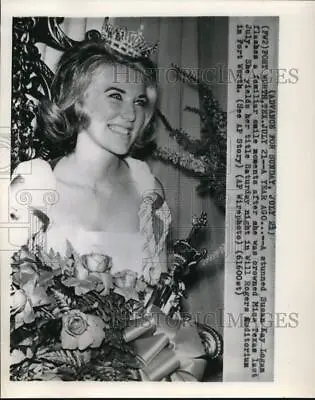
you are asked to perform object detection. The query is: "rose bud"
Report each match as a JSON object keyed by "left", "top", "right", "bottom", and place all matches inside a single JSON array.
[
  {"left": 61, "top": 310, "right": 105, "bottom": 350},
  {"left": 81, "top": 254, "right": 112, "bottom": 273}
]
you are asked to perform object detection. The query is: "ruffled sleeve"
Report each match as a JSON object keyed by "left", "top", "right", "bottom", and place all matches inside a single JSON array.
[{"left": 9, "top": 158, "right": 57, "bottom": 248}]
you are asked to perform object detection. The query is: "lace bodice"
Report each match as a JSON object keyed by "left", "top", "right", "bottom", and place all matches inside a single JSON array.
[{"left": 10, "top": 157, "right": 171, "bottom": 282}]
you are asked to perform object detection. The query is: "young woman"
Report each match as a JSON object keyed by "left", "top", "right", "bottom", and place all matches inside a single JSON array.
[
  {"left": 9, "top": 33, "right": 223, "bottom": 380},
  {"left": 10, "top": 38, "right": 171, "bottom": 287}
]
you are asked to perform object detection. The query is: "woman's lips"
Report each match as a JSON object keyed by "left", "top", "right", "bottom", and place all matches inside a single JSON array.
[{"left": 108, "top": 124, "right": 132, "bottom": 136}]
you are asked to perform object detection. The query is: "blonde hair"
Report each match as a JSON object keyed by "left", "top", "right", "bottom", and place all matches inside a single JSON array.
[{"left": 36, "top": 40, "right": 158, "bottom": 155}]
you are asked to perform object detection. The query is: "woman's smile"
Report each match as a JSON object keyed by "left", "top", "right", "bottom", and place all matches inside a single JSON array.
[{"left": 107, "top": 123, "right": 133, "bottom": 137}]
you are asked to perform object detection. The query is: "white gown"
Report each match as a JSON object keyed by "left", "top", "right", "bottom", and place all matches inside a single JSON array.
[{"left": 9, "top": 157, "right": 171, "bottom": 282}]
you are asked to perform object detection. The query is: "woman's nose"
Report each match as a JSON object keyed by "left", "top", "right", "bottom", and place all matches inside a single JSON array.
[{"left": 121, "top": 102, "right": 136, "bottom": 122}]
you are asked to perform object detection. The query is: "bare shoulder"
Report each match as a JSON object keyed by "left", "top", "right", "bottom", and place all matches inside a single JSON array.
[{"left": 10, "top": 158, "right": 53, "bottom": 188}]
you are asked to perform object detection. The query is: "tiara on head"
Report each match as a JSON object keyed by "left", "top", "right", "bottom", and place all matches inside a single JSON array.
[{"left": 101, "top": 21, "right": 158, "bottom": 59}]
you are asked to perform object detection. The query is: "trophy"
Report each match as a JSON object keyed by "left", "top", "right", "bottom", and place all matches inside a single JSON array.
[
  {"left": 145, "top": 211, "right": 223, "bottom": 362},
  {"left": 147, "top": 212, "right": 208, "bottom": 317}
]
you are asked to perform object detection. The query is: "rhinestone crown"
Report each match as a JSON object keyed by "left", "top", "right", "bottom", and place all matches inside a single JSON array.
[{"left": 101, "top": 21, "right": 158, "bottom": 59}]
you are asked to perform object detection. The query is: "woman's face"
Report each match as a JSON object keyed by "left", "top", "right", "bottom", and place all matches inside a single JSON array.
[{"left": 77, "top": 63, "right": 157, "bottom": 156}]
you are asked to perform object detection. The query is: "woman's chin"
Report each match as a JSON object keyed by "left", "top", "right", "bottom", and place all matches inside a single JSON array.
[
  {"left": 102, "top": 136, "right": 134, "bottom": 156},
  {"left": 103, "top": 145, "right": 130, "bottom": 157}
]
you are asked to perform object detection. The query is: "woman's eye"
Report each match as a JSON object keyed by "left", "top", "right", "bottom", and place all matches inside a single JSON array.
[
  {"left": 108, "top": 92, "right": 122, "bottom": 101},
  {"left": 135, "top": 98, "right": 148, "bottom": 107}
]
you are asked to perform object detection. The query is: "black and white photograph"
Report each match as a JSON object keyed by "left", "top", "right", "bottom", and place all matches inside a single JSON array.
[
  {"left": 1, "top": 1, "right": 315, "bottom": 397},
  {"left": 8, "top": 16, "right": 229, "bottom": 383}
]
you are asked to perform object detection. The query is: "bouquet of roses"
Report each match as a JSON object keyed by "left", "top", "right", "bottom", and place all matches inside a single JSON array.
[
  {"left": 10, "top": 240, "right": 149, "bottom": 381},
  {"left": 10, "top": 213, "right": 223, "bottom": 381}
]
